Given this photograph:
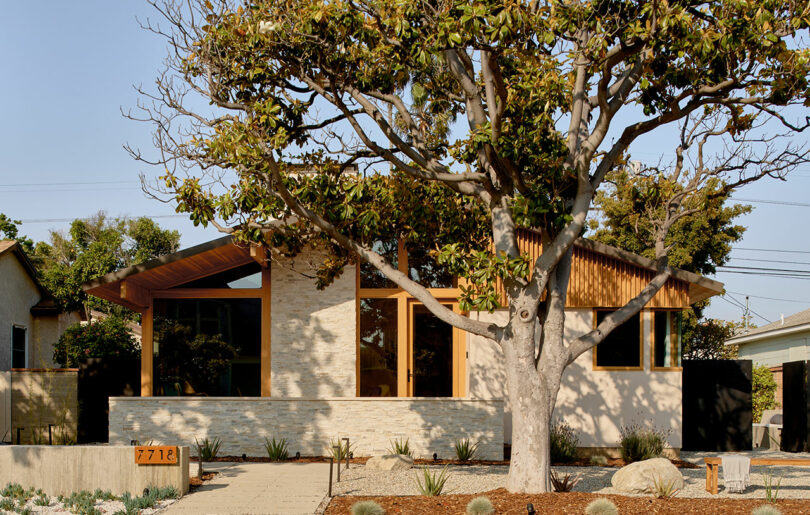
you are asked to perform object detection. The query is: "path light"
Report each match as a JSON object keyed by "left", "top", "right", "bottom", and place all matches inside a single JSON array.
[
  {"left": 242, "top": 453, "right": 247, "bottom": 460},
  {"left": 295, "top": 451, "right": 301, "bottom": 460},
  {"left": 527, "top": 503, "right": 535, "bottom": 514},
  {"left": 433, "top": 452, "right": 438, "bottom": 461}
]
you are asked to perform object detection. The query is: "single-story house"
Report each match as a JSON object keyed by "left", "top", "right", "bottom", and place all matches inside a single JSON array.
[
  {"left": 83, "top": 230, "right": 722, "bottom": 459},
  {"left": 726, "top": 308, "right": 810, "bottom": 406}
]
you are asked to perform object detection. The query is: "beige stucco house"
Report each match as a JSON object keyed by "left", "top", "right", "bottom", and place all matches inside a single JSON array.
[
  {"left": 83, "top": 231, "right": 722, "bottom": 459},
  {"left": 726, "top": 308, "right": 810, "bottom": 406},
  {"left": 0, "top": 241, "right": 80, "bottom": 371}
]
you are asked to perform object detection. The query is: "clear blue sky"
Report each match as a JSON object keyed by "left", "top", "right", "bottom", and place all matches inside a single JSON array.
[{"left": 1, "top": 1, "right": 809, "bottom": 325}]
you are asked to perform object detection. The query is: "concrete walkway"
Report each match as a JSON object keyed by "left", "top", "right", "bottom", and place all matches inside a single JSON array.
[{"left": 162, "top": 462, "right": 331, "bottom": 515}]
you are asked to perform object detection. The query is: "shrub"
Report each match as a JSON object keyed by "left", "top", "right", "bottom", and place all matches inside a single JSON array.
[
  {"left": 550, "top": 420, "right": 579, "bottom": 463},
  {"left": 752, "top": 505, "right": 782, "bottom": 515},
  {"left": 651, "top": 475, "right": 680, "bottom": 498},
  {"left": 34, "top": 494, "right": 50, "bottom": 506},
  {"left": 0, "top": 499, "right": 14, "bottom": 512},
  {"left": 195, "top": 437, "right": 222, "bottom": 461},
  {"left": 584, "top": 498, "right": 618, "bottom": 515},
  {"left": 53, "top": 316, "right": 139, "bottom": 368},
  {"left": 589, "top": 455, "right": 608, "bottom": 466},
  {"left": 264, "top": 437, "right": 289, "bottom": 461},
  {"left": 753, "top": 365, "right": 779, "bottom": 423},
  {"left": 618, "top": 423, "right": 669, "bottom": 463},
  {"left": 550, "top": 471, "right": 579, "bottom": 492},
  {"left": 762, "top": 471, "right": 782, "bottom": 503},
  {"left": 388, "top": 437, "right": 412, "bottom": 457},
  {"left": 351, "top": 500, "right": 385, "bottom": 515},
  {"left": 453, "top": 438, "right": 479, "bottom": 461},
  {"left": 466, "top": 496, "right": 494, "bottom": 515},
  {"left": 414, "top": 466, "right": 449, "bottom": 496},
  {"left": 328, "top": 438, "right": 354, "bottom": 461}
]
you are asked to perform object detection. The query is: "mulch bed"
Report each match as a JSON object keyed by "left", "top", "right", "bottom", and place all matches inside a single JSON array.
[
  {"left": 188, "top": 471, "right": 218, "bottom": 491},
  {"left": 326, "top": 489, "right": 810, "bottom": 514}
]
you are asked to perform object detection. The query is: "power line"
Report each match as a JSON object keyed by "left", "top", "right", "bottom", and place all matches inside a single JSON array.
[
  {"left": 725, "top": 291, "right": 810, "bottom": 304},
  {"left": 717, "top": 270, "right": 810, "bottom": 280},
  {"left": 19, "top": 214, "right": 188, "bottom": 224},
  {"left": 725, "top": 293, "right": 772, "bottom": 324},
  {"left": 734, "top": 198, "right": 810, "bottom": 208},
  {"left": 734, "top": 247, "right": 810, "bottom": 255},
  {"left": 720, "top": 265, "right": 810, "bottom": 274},
  {"left": 0, "top": 180, "right": 138, "bottom": 187},
  {"left": 730, "top": 257, "right": 810, "bottom": 266}
]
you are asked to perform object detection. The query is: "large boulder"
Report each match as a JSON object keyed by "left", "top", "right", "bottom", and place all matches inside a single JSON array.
[
  {"left": 611, "top": 458, "right": 683, "bottom": 494},
  {"left": 365, "top": 454, "right": 414, "bottom": 471}
]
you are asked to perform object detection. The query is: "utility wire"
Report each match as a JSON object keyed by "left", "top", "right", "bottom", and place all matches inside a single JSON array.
[
  {"left": 725, "top": 291, "right": 810, "bottom": 304},
  {"left": 720, "top": 265, "right": 810, "bottom": 274},
  {"left": 734, "top": 198, "right": 810, "bottom": 207},
  {"left": 19, "top": 214, "right": 187, "bottom": 224},
  {"left": 730, "top": 257, "right": 810, "bottom": 266},
  {"left": 724, "top": 293, "right": 772, "bottom": 324},
  {"left": 734, "top": 247, "right": 810, "bottom": 254}
]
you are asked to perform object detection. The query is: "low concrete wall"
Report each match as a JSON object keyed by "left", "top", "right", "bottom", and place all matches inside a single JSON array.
[
  {"left": 0, "top": 445, "right": 189, "bottom": 496},
  {"left": 10, "top": 369, "right": 78, "bottom": 444},
  {"left": 110, "top": 397, "right": 504, "bottom": 460}
]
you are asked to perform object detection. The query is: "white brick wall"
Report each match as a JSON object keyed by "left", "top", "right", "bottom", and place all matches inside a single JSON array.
[
  {"left": 270, "top": 256, "right": 356, "bottom": 397},
  {"left": 109, "top": 397, "right": 504, "bottom": 460}
]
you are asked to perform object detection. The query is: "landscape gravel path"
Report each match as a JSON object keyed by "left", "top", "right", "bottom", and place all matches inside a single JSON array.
[{"left": 332, "top": 450, "right": 810, "bottom": 499}]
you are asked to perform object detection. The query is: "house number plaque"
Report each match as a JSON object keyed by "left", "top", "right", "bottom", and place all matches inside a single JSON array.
[{"left": 135, "top": 446, "right": 178, "bottom": 465}]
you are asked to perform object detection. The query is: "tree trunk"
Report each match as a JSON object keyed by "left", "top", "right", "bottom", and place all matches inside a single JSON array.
[{"left": 501, "top": 316, "right": 557, "bottom": 493}]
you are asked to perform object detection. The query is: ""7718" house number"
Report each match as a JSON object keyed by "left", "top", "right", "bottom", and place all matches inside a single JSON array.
[{"left": 134, "top": 446, "right": 178, "bottom": 465}]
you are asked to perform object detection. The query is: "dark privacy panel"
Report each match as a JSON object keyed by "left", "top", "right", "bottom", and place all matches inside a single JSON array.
[{"left": 781, "top": 360, "right": 810, "bottom": 453}]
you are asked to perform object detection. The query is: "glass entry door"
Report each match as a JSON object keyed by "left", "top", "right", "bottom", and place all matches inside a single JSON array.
[{"left": 408, "top": 302, "right": 455, "bottom": 397}]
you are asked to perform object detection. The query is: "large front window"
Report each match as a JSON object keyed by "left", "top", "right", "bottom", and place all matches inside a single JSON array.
[
  {"left": 153, "top": 298, "right": 261, "bottom": 396},
  {"left": 593, "top": 310, "right": 642, "bottom": 369}
]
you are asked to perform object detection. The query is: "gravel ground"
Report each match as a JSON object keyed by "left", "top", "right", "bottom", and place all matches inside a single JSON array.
[{"left": 333, "top": 450, "right": 810, "bottom": 499}]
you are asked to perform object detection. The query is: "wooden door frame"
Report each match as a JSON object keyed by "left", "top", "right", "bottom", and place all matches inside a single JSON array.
[{"left": 405, "top": 299, "right": 466, "bottom": 397}]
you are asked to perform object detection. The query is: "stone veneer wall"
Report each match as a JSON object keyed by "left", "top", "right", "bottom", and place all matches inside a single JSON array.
[
  {"left": 270, "top": 257, "right": 356, "bottom": 397},
  {"left": 109, "top": 397, "right": 504, "bottom": 460}
]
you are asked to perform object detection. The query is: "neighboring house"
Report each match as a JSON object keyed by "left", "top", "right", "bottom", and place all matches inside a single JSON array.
[
  {"left": 83, "top": 230, "right": 722, "bottom": 459},
  {"left": 726, "top": 308, "right": 810, "bottom": 406},
  {"left": 0, "top": 241, "right": 81, "bottom": 370}
]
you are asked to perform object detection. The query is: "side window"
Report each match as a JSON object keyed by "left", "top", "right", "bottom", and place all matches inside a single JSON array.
[
  {"left": 653, "top": 311, "right": 682, "bottom": 369},
  {"left": 11, "top": 325, "right": 26, "bottom": 369},
  {"left": 593, "top": 311, "right": 642, "bottom": 369}
]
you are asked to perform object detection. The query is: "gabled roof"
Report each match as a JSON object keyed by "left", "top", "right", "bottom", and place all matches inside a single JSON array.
[
  {"left": 726, "top": 307, "right": 810, "bottom": 346},
  {"left": 0, "top": 240, "right": 61, "bottom": 315},
  {"left": 83, "top": 231, "right": 723, "bottom": 311}
]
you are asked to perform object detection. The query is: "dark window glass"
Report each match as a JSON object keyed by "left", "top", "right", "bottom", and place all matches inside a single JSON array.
[
  {"left": 153, "top": 298, "right": 261, "bottom": 396},
  {"left": 412, "top": 305, "right": 453, "bottom": 397},
  {"left": 11, "top": 326, "right": 26, "bottom": 369},
  {"left": 359, "top": 298, "right": 398, "bottom": 396},
  {"left": 595, "top": 311, "right": 641, "bottom": 368},
  {"left": 654, "top": 311, "right": 682, "bottom": 368},
  {"left": 360, "top": 240, "right": 398, "bottom": 288},
  {"left": 407, "top": 245, "right": 454, "bottom": 288},
  {"left": 172, "top": 262, "right": 262, "bottom": 289}
]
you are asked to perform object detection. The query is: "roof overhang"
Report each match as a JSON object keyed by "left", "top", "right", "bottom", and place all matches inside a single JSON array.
[{"left": 82, "top": 236, "right": 256, "bottom": 312}]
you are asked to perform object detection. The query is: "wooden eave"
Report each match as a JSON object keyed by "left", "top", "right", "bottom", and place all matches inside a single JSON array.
[{"left": 81, "top": 236, "right": 256, "bottom": 311}]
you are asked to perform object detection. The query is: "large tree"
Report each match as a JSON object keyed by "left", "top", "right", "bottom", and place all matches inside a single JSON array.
[
  {"left": 35, "top": 212, "right": 180, "bottom": 315},
  {"left": 134, "top": 0, "right": 810, "bottom": 492}
]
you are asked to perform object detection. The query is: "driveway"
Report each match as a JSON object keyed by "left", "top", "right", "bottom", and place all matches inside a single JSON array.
[{"left": 162, "top": 462, "right": 331, "bottom": 515}]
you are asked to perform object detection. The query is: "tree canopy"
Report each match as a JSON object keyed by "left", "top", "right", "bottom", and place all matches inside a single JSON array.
[
  {"left": 34, "top": 212, "right": 181, "bottom": 314},
  {"left": 0, "top": 213, "right": 35, "bottom": 255},
  {"left": 135, "top": 0, "right": 810, "bottom": 492}
]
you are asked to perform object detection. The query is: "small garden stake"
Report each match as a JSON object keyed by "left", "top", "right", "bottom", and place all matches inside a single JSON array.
[
  {"left": 343, "top": 438, "right": 350, "bottom": 469},
  {"left": 334, "top": 445, "right": 341, "bottom": 482},
  {"left": 328, "top": 456, "right": 333, "bottom": 497}
]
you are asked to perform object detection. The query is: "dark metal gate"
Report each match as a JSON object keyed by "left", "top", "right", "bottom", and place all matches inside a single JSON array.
[
  {"left": 682, "top": 359, "right": 752, "bottom": 451},
  {"left": 781, "top": 360, "right": 810, "bottom": 453},
  {"left": 77, "top": 358, "right": 140, "bottom": 443}
]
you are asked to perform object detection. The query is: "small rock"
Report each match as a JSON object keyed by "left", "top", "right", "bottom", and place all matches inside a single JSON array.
[
  {"left": 611, "top": 458, "right": 683, "bottom": 494},
  {"left": 365, "top": 454, "right": 414, "bottom": 471}
]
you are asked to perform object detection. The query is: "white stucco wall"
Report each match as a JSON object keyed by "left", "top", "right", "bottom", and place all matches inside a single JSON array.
[
  {"left": 270, "top": 255, "right": 356, "bottom": 397},
  {"left": 737, "top": 332, "right": 810, "bottom": 368},
  {"left": 468, "top": 308, "right": 683, "bottom": 449},
  {"left": 0, "top": 252, "right": 40, "bottom": 370}
]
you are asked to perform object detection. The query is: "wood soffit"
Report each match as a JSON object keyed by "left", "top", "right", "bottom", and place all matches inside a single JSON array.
[{"left": 81, "top": 230, "right": 723, "bottom": 309}]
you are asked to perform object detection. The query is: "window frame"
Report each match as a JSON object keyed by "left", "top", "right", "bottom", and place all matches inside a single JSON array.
[
  {"left": 591, "top": 309, "right": 645, "bottom": 371},
  {"left": 356, "top": 239, "right": 466, "bottom": 397},
  {"left": 11, "top": 324, "right": 27, "bottom": 369},
  {"left": 651, "top": 309, "right": 683, "bottom": 371}
]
